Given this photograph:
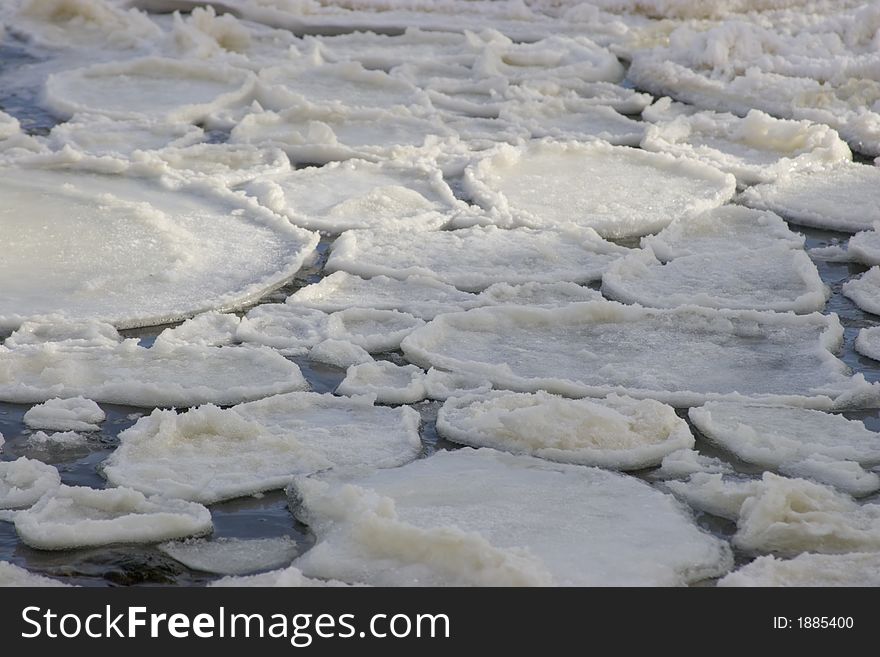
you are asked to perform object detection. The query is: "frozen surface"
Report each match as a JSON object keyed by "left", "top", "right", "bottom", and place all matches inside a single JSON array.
[
  {"left": 14, "top": 485, "right": 213, "bottom": 550},
  {"left": 855, "top": 327, "right": 880, "bottom": 363},
  {"left": 842, "top": 267, "right": 880, "bottom": 316},
  {"left": 27, "top": 430, "right": 90, "bottom": 449},
  {"left": 719, "top": 552, "right": 880, "bottom": 587},
  {"left": 337, "top": 361, "right": 428, "bottom": 405},
  {"left": 241, "top": 159, "right": 460, "bottom": 233},
  {"left": 0, "top": 562, "right": 69, "bottom": 587},
  {"left": 654, "top": 449, "right": 733, "bottom": 480},
  {"left": 690, "top": 402, "right": 880, "bottom": 496},
  {"left": 103, "top": 392, "right": 422, "bottom": 503},
  {"left": 463, "top": 140, "right": 735, "bottom": 238},
  {"left": 601, "top": 246, "right": 829, "bottom": 313},
  {"left": 0, "top": 166, "right": 319, "bottom": 330},
  {"left": 740, "top": 164, "right": 880, "bottom": 233},
  {"left": 308, "top": 339, "right": 373, "bottom": 369},
  {"left": 498, "top": 99, "right": 644, "bottom": 146},
  {"left": 152, "top": 312, "right": 241, "bottom": 349},
  {"left": 437, "top": 391, "right": 694, "bottom": 469},
  {"left": 401, "top": 301, "right": 869, "bottom": 408},
  {"left": 641, "top": 107, "right": 851, "bottom": 185},
  {"left": 0, "top": 333, "right": 308, "bottom": 406},
  {"left": 0, "top": 457, "right": 61, "bottom": 510},
  {"left": 849, "top": 225, "right": 880, "bottom": 267},
  {"left": 47, "top": 114, "right": 204, "bottom": 157},
  {"left": 291, "top": 448, "right": 731, "bottom": 586},
  {"left": 324, "top": 308, "right": 425, "bottom": 352},
  {"left": 641, "top": 206, "right": 804, "bottom": 261},
  {"left": 288, "top": 272, "right": 481, "bottom": 320},
  {"left": 326, "top": 225, "right": 628, "bottom": 292},
  {"left": 158, "top": 537, "right": 299, "bottom": 575},
  {"left": 477, "top": 281, "right": 603, "bottom": 307},
  {"left": 44, "top": 57, "right": 256, "bottom": 122},
  {"left": 23, "top": 396, "right": 106, "bottom": 432}
]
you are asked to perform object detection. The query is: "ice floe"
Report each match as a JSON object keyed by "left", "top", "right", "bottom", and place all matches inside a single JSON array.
[
  {"left": 436, "top": 391, "right": 694, "bottom": 470},
  {"left": 290, "top": 448, "right": 732, "bottom": 586},
  {"left": 842, "top": 267, "right": 880, "bottom": 316},
  {"left": 152, "top": 312, "right": 241, "bottom": 349},
  {"left": 601, "top": 245, "right": 829, "bottom": 313},
  {"left": 308, "top": 339, "right": 373, "bottom": 369},
  {"left": 23, "top": 396, "right": 105, "bottom": 432},
  {"left": 287, "top": 272, "right": 481, "bottom": 320},
  {"left": 653, "top": 449, "right": 734, "bottom": 480},
  {"left": 0, "top": 319, "right": 308, "bottom": 406},
  {"left": 401, "top": 301, "right": 873, "bottom": 408},
  {"left": 719, "top": 552, "right": 880, "bottom": 587},
  {"left": 0, "top": 457, "right": 61, "bottom": 510},
  {"left": 229, "top": 105, "right": 456, "bottom": 165},
  {"left": 14, "top": 485, "right": 213, "bottom": 550},
  {"left": 849, "top": 224, "right": 880, "bottom": 267},
  {"left": 669, "top": 472, "right": 880, "bottom": 555},
  {"left": 0, "top": 166, "right": 319, "bottom": 329},
  {"left": 855, "top": 327, "right": 880, "bottom": 363},
  {"left": 640, "top": 206, "right": 804, "bottom": 261},
  {"left": 689, "top": 402, "right": 880, "bottom": 496},
  {"left": 158, "top": 537, "right": 299, "bottom": 576},
  {"left": 463, "top": 140, "right": 736, "bottom": 238},
  {"left": 739, "top": 163, "right": 880, "bottom": 233},
  {"left": 336, "top": 361, "right": 427, "bottom": 405},
  {"left": 0, "top": 562, "right": 69, "bottom": 587},
  {"left": 103, "top": 392, "right": 422, "bottom": 503},
  {"left": 46, "top": 114, "right": 205, "bottom": 157},
  {"left": 44, "top": 56, "right": 256, "bottom": 123},
  {"left": 641, "top": 106, "right": 851, "bottom": 185},
  {"left": 240, "top": 158, "right": 461, "bottom": 233},
  {"left": 477, "top": 281, "right": 604, "bottom": 307},
  {"left": 326, "top": 225, "right": 628, "bottom": 292},
  {"left": 497, "top": 98, "right": 644, "bottom": 146},
  {"left": 27, "top": 430, "right": 90, "bottom": 449}
]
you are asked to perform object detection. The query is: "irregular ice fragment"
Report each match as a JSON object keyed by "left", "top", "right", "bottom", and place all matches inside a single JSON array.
[
  {"left": 24, "top": 397, "right": 105, "bottom": 432},
  {"left": 0, "top": 166, "right": 319, "bottom": 330},
  {"left": 401, "top": 301, "right": 864, "bottom": 407},
  {"left": 601, "top": 246, "right": 829, "bottom": 313},
  {"left": 324, "top": 308, "right": 425, "bottom": 352},
  {"left": 842, "top": 267, "right": 880, "bottom": 316},
  {"left": 855, "top": 327, "right": 880, "bottom": 362},
  {"left": 654, "top": 449, "right": 734, "bottom": 480},
  {"left": 849, "top": 224, "right": 880, "bottom": 267},
  {"left": 308, "top": 340, "right": 373, "bottom": 369},
  {"left": 498, "top": 98, "right": 644, "bottom": 146},
  {"left": 153, "top": 312, "right": 241, "bottom": 349},
  {"left": 719, "top": 552, "right": 880, "bottom": 587},
  {"left": 336, "top": 361, "right": 427, "bottom": 405},
  {"left": 690, "top": 401, "right": 880, "bottom": 494},
  {"left": 210, "top": 565, "right": 351, "bottom": 587},
  {"left": 463, "top": 140, "right": 735, "bottom": 238},
  {"left": 0, "top": 562, "right": 69, "bottom": 587},
  {"left": 47, "top": 114, "right": 204, "bottom": 157},
  {"left": 288, "top": 272, "right": 481, "bottom": 320},
  {"left": 641, "top": 206, "right": 804, "bottom": 261},
  {"left": 27, "top": 431, "right": 90, "bottom": 449},
  {"left": 740, "top": 163, "right": 880, "bottom": 233},
  {"left": 290, "top": 448, "right": 731, "bottom": 586},
  {"left": 0, "top": 457, "right": 61, "bottom": 510},
  {"left": 326, "top": 225, "right": 628, "bottom": 292},
  {"left": 104, "top": 393, "right": 422, "bottom": 503},
  {"left": 44, "top": 57, "right": 256, "bottom": 122},
  {"left": 158, "top": 537, "right": 299, "bottom": 576},
  {"left": 14, "top": 485, "right": 213, "bottom": 550},
  {"left": 476, "top": 281, "right": 603, "bottom": 307},
  {"left": 437, "top": 391, "right": 694, "bottom": 469}
]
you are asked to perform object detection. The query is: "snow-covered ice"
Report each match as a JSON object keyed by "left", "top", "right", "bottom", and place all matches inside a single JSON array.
[
  {"left": 401, "top": 301, "right": 869, "bottom": 408},
  {"left": 849, "top": 225, "right": 880, "bottom": 267},
  {"left": 476, "top": 281, "right": 604, "bottom": 307},
  {"left": 641, "top": 206, "right": 804, "bottom": 261},
  {"left": 27, "top": 430, "right": 90, "bottom": 449},
  {"left": 326, "top": 225, "right": 628, "bottom": 292},
  {"left": 290, "top": 448, "right": 731, "bottom": 586},
  {"left": 601, "top": 246, "right": 829, "bottom": 313},
  {"left": 0, "top": 457, "right": 61, "bottom": 510},
  {"left": 158, "top": 537, "right": 299, "bottom": 576},
  {"left": 855, "top": 327, "right": 880, "bottom": 363},
  {"left": 337, "top": 361, "right": 427, "bottom": 405},
  {"left": 739, "top": 163, "right": 880, "bottom": 233},
  {"left": 437, "top": 391, "right": 694, "bottom": 470},
  {"left": 47, "top": 114, "right": 205, "bottom": 157},
  {"left": 14, "top": 485, "right": 213, "bottom": 550},
  {"left": 0, "top": 166, "right": 318, "bottom": 330},
  {"left": 287, "top": 272, "right": 481, "bottom": 320},
  {"left": 240, "top": 159, "right": 461, "bottom": 233},
  {"left": 463, "top": 140, "right": 735, "bottom": 238},
  {"left": 152, "top": 312, "right": 241, "bottom": 349},
  {"left": 103, "top": 392, "right": 422, "bottom": 503},
  {"left": 308, "top": 340, "right": 373, "bottom": 369},
  {"left": 690, "top": 402, "right": 880, "bottom": 496},
  {"left": 210, "top": 565, "right": 351, "bottom": 588},
  {"left": 23, "top": 396, "right": 105, "bottom": 432},
  {"left": 498, "top": 99, "right": 644, "bottom": 146},
  {"left": 641, "top": 106, "right": 851, "bottom": 185},
  {"left": 842, "top": 267, "right": 880, "bottom": 316},
  {"left": 654, "top": 449, "right": 733, "bottom": 480},
  {"left": 720, "top": 552, "right": 880, "bottom": 587},
  {"left": 0, "top": 562, "right": 69, "bottom": 587}
]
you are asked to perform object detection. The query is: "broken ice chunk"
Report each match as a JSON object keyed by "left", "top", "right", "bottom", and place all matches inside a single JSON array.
[
  {"left": 437, "top": 391, "right": 694, "bottom": 470},
  {"left": 24, "top": 397, "right": 105, "bottom": 432},
  {"left": 0, "top": 457, "right": 61, "bottom": 510},
  {"left": 719, "top": 552, "right": 880, "bottom": 587},
  {"left": 842, "top": 267, "right": 880, "bottom": 316},
  {"left": 855, "top": 327, "right": 880, "bottom": 362},
  {"left": 158, "top": 537, "right": 299, "bottom": 576},
  {"left": 336, "top": 361, "right": 427, "bottom": 405},
  {"left": 103, "top": 392, "right": 422, "bottom": 503}
]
